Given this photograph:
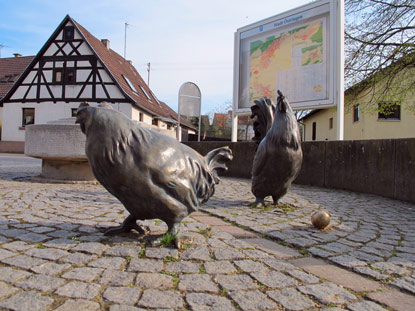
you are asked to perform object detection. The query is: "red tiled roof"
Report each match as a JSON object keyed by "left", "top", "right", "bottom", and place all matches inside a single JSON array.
[
  {"left": 224, "top": 110, "right": 252, "bottom": 126},
  {"left": 0, "top": 56, "right": 34, "bottom": 99},
  {"left": 237, "top": 114, "right": 253, "bottom": 126},
  {"left": 213, "top": 113, "right": 228, "bottom": 128},
  {"left": 0, "top": 16, "right": 193, "bottom": 130},
  {"left": 72, "top": 17, "right": 194, "bottom": 129}
]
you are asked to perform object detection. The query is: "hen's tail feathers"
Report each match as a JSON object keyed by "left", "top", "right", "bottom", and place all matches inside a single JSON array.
[
  {"left": 205, "top": 147, "right": 233, "bottom": 184},
  {"left": 250, "top": 97, "right": 276, "bottom": 145}
]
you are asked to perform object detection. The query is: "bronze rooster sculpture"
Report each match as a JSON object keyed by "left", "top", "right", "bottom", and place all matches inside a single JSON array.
[
  {"left": 250, "top": 91, "right": 302, "bottom": 206},
  {"left": 76, "top": 103, "right": 232, "bottom": 245}
]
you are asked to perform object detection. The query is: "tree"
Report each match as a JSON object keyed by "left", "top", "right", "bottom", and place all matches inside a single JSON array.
[{"left": 345, "top": 0, "right": 415, "bottom": 111}]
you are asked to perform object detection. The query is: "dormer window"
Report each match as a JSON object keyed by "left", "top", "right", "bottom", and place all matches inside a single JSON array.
[
  {"left": 139, "top": 85, "right": 151, "bottom": 101},
  {"left": 63, "top": 26, "right": 74, "bottom": 41},
  {"left": 150, "top": 90, "right": 161, "bottom": 106},
  {"left": 123, "top": 75, "right": 138, "bottom": 94}
]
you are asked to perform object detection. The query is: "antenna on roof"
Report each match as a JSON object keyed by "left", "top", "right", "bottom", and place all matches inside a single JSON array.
[
  {"left": 147, "top": 62, "right": 151, "bottom": 87},
  {"left": 124, "top": 22, "right": 135, "bottom": 61}
]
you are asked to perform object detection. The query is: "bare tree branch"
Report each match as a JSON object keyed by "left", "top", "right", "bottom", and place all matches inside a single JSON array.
[{"left": 345, "top": 0, "right": 415, "bottom": 110}]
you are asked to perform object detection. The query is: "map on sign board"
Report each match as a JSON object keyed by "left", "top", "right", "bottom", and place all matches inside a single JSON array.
[{"left": 248, "top": 19, "right": 326, "bottom": 105}]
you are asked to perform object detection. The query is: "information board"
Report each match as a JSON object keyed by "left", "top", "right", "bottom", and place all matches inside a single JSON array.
[{"left": 233, "top": 0, "right": 340, "bottom": 112}]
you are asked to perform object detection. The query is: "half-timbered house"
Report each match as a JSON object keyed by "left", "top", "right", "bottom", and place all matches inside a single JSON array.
[{"left": 0, "top": 15, "right": 194, "bottom": 150}]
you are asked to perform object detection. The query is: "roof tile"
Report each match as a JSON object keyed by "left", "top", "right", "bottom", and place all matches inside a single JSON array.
[{"left": 0, "top": 56, "right": 34, "bottom": 99}]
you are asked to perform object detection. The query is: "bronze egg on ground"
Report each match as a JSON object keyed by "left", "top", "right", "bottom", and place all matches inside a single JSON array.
[{"left": 311, "top": 211, "right": 331, "bottom": 229}]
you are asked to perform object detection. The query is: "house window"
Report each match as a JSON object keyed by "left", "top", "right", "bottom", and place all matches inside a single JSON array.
[
  {"left": 150, "top": 90, "right": 161, "bottom": 106},
  {"left": 63, "top": 26, "right": 74, "bottom": 41},
  {"left": 312, "top": 122, "right": 316, "bottom": 141},
  {"left": 65, "top": 68, "right": 76, "bottom": 84},
  {"left": 353, "top": 104, "right": 360, "bottom": 122},
  {"left": 139, "top": 85, "right": 151, "bottom": 100},
  {"left": 122, "top": 75, "right": 138, "bottom": 93},
  {"left": 139, "top": 112, "right": 143, "bottom": 122},
  {"left": 378, "top": 102, "right": 401, "bottom": 120},
  {"left": 53, "top": 68, "right": 76, "bottom": 84},
  {"left": 53, "top": 68, "right": 63, "bottom": 83},
  {"left": 22, "top": 108, "right": 35, "bottom": 126},
  {"left": 167, "top": 124, "right": 172, "bottom": 130},
  {"left": 152, "top": 118, "right": 159, "bottom": 126},
  {"left": 71, "top": 108, "right": 77, "bottom": 117},
  {"left": 329, "top": 117, "right": 333, "bottom": 129}
]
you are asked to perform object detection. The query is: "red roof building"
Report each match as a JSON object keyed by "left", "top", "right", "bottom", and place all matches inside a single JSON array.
[{"left": 0, "top": 15, "right": 194, "bottom": 146}]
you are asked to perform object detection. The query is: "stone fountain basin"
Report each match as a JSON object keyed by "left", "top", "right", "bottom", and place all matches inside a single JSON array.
[{"left": 24, "top": 118, "right": 94, "bottom": 181}]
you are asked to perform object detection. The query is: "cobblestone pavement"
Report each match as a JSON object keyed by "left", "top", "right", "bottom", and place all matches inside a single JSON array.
[{"left": 0, "top": 153, "right": 415, "bottom": 310}]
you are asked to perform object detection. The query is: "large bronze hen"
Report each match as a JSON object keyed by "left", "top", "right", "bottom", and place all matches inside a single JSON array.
[{"left": 76, "top": 103, "right": 232, "bottom": 245}]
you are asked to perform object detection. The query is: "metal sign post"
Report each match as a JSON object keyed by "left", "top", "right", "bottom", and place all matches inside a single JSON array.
[{"left": 336, "top": 0, "right": 345, "bottom": 140}]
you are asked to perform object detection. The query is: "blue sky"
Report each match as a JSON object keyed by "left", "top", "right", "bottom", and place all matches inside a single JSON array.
[{"left": 0, "top": 0, "right": 311, "bottom": 114}]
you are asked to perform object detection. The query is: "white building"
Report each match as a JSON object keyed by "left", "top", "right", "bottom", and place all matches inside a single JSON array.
[{"left": 0, "top": 15, "right": 194, "bottom": 151}]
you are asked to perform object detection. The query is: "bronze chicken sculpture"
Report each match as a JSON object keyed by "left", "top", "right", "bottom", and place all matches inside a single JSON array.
[
  {"left": 250, "top": 91, "right": 302, "bottom": 206},
  {"left": 76, "top": 103, "right": 232, "bottom": 245}
]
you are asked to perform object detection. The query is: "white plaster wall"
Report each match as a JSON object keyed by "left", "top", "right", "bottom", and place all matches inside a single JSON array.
[
  {"left": 2, "top": 102, "right": 181, "bottom": 141},
  {"left": 2, "top": 102, "right": 81, "bottom": 141},
  {"left": 130, "top": 106, "right": 177, "bottom": 135},
  {"left": 117, "top": 103, "right": 132, "bottom": 119},
  {"left": 2, "top": 103, "right": 25, "bottom": 141},
  {"left": 131, "top": 106, "right": 152, "bottom": 124},
  {"left": 2, "top": 102, "right": 133, "bottom": 141}
]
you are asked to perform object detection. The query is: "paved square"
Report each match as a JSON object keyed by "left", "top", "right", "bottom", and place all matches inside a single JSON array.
[{"left": 0, "top": 153, "right": 414, "bottom": 310}]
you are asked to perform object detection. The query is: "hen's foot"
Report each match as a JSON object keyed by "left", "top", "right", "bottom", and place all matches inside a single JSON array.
[
  {"left": 104, "top": 215, "right": 144, "bottom": 235},
  {"left": 175, "top": 232, "right": 195, "bottom": 249},
  {"left": 165, "top": 222, "right": 183, "bottom": 249},
  {"left": 272, "top": 196, "right": 280, "bottom": 205},
  {"left": 253, "top": 198, "right": 265, "bottom": 208}
]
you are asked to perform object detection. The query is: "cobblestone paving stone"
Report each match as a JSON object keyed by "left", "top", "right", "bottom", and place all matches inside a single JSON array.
[{"left": 0, "top": 153, "right": 414, "bottom": 310}]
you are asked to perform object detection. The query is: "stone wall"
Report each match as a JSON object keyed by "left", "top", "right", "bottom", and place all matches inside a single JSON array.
[{"left": 184, "top": 138, "right": 415, "bottom": 203}]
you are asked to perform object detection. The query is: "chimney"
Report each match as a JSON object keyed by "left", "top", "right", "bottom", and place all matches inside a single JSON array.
[
  {"left": 101, "top": 39, "right": 110, "bottom": 50},
  {"left": 13, "top": 53, "right": 22, "bottom": 58}
]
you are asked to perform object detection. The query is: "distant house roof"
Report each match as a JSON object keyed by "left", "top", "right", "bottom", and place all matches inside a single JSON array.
[
  {"left": 238, "top": 115, "right": 253, "bottom": 126},
  {"left": 0, "top": 56, "right": 34, "bottom": 100},
  {"left": 213, "top": 113, "right": 228, "bottom": 128},
  {"left": 226, "top": 111, "right": 252, "bottom": 126},
  {"left": 0, "top": 15, "right": 194, "bottom": 130}
]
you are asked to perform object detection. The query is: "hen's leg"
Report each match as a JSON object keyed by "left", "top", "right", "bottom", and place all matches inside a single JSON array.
[
  {"left": 167, "top": 221, "right": 180, "bottom": 236},
  {"left": 104, "top": 214, "right": 144, "bottom": 235},
  {"left": 272, "top": 196, "right": 280, "bottom": 205},
  {"left": 165, "top": 221, "right": 183, "bottom": 249},
  {"left": 254, "top": 197, "right": 265, "bottom": 207}
]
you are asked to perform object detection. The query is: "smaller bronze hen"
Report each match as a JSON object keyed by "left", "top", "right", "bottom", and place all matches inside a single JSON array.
[{"left": 251, "top": 91, "right": 302, "bottom": 206}]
